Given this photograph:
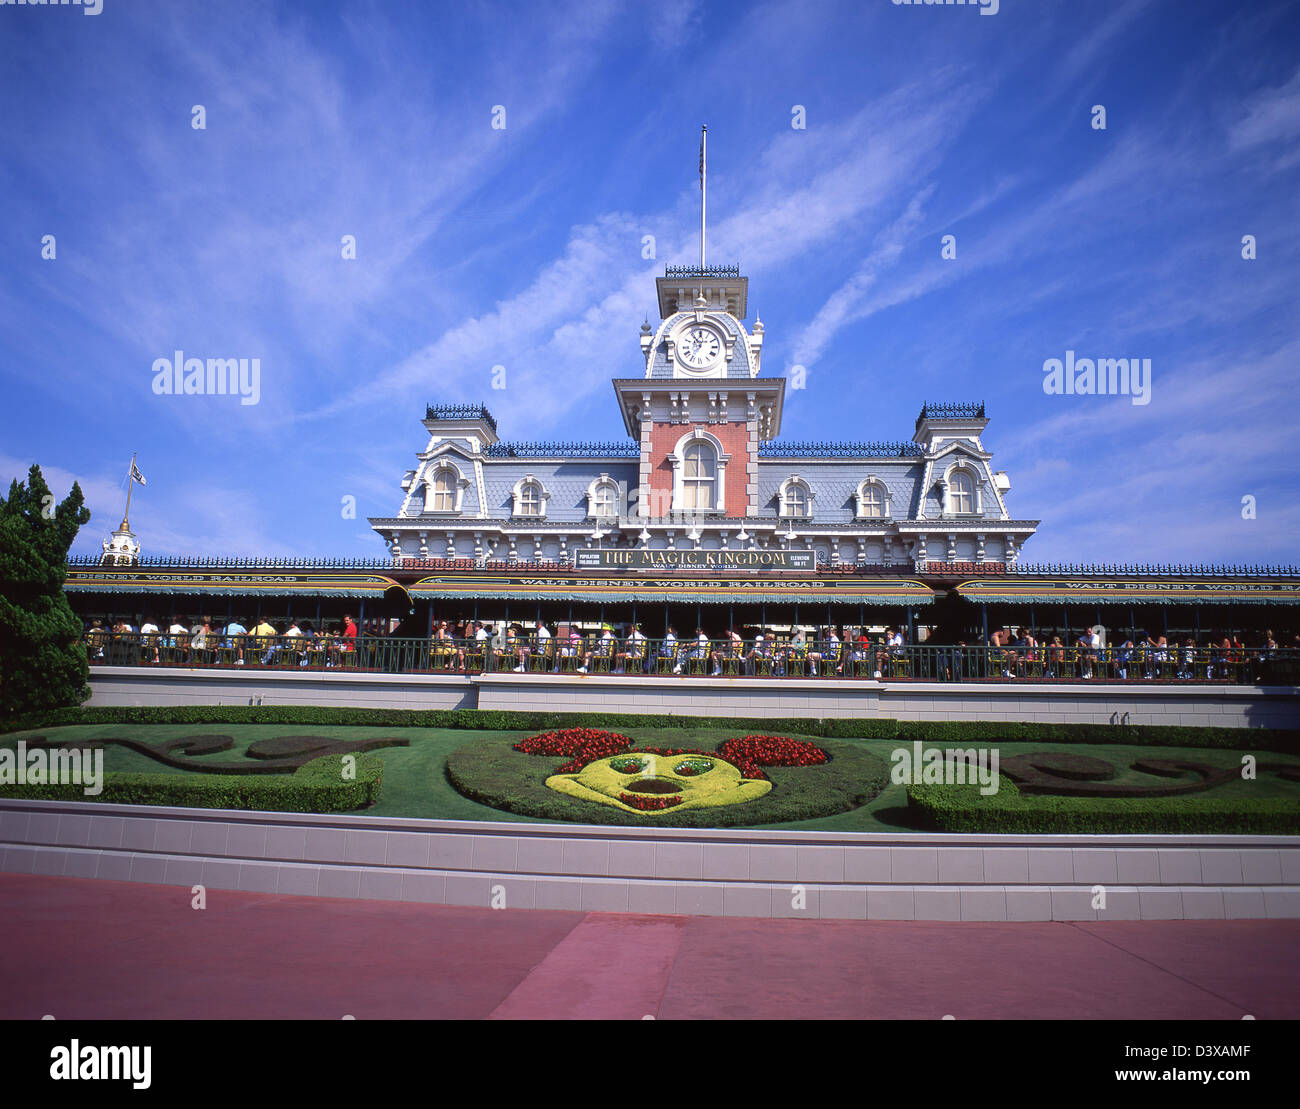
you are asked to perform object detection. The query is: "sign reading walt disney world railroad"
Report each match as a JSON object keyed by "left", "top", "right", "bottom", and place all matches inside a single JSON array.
[{"left": 574, "top": 549, "right": 815, "bottom": 571}]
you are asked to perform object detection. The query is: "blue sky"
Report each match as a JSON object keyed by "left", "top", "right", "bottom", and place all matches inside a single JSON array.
[{"left": 2, "top": 0, "right": 1298, "bottom": 564}]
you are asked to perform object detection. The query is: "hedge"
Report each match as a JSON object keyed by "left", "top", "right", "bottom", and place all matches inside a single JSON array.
[
  {"left": 906, "top": 777, "right": 1300, "bottom": 835},
  {"left": 0, "top": 752, "right": 386, "bottom": 813},
  {"left": 3, "top": 704, "right": 1295, "bottom": 752}
]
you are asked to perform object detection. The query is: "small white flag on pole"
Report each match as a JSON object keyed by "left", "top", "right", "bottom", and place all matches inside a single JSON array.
[{"left": 130, "top": 461, "right": 147, "bottom": 486}]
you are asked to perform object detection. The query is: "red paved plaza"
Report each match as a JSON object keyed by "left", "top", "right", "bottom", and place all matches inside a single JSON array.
[{"left": 2, "top": 874, "right": 1295, "bottom": 1020}]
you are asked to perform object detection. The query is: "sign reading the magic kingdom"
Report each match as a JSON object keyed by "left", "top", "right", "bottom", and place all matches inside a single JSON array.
[{"left": 573, "top": 549, "right": 816, "bottom": 571}]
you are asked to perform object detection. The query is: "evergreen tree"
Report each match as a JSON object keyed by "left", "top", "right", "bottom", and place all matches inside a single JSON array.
[{"left": 0, "top": 465, "right": 92, "bottom": 719}]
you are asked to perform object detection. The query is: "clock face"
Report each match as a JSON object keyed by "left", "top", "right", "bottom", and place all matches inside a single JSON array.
[{"left": 678, "top": 325, "right": 722, "bottom": 369}]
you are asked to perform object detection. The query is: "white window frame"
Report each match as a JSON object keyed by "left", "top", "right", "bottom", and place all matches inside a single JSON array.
[
  {"left": 778, "top": 475, "right": 815, "bottom": 519},
  {"left": 942, "top": 462, "right": 981, "bottom": 517},
  {"left": 511, "top": 474, "right": 551, "bottom": 519},
  {"left": 585, "top": 473, "right": 620, "bottom": 521},
  {"left": 422, "top": 461, "right": 470, "bottom": 515},
  {"left": 854, "top": 476, "right": 891, "bottom": 520},
  {"left": 669, "top": 428, "right": 729, "bottom": 515}
]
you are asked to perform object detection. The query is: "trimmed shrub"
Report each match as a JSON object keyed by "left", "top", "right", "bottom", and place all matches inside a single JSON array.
[
  {"left": 907, "top": 777, "right": 1300, "bottom": 835},
  {"left": 0, "top": 752, "right": 386, "bottom": 812}
]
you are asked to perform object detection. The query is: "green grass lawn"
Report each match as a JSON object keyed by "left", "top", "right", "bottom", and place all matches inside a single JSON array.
[{"left": 3, "top": 724, "right": 1297, "bottom": 831}]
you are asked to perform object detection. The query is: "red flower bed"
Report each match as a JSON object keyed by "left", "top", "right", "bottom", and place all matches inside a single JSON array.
[
  {"left": 513, "top": 728, "right": 633, "bottom": 773},
  {"left": 618, "top": 792, "right": 684, "bottom": 811},
  {"left": 718, "top": 736, "right": 829, "bottom": 780}
]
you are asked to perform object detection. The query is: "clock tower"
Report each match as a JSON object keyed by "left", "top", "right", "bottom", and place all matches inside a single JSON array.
[{"left": 613, "top": 261, "right": 784, "bottom": 527}]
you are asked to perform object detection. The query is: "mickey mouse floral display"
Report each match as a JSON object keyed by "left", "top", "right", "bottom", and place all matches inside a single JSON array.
[{"left": 512, "top": 729, "right": 828, "bottom": 815}]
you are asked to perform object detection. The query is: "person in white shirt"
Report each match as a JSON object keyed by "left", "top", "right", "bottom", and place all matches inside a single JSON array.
[
  {"left": 166, "top": 619, "right": 189, "bottom": 662},
  {"left": 139, "top": 618, "right": 161, "bottom": 662},
  {"left": 620, "top": 624, "right": 646, "bottom": 673},
  {"left": 535, "top": 622, "right": 551, "bottom": 666}
]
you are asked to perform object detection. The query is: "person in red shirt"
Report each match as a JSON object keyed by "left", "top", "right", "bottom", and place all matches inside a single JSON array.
[{"left": 341, "top": 613, "right": 358, "bottom": 651}]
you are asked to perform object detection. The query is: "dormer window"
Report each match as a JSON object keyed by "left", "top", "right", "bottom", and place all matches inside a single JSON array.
[
  {"left": 422, "top": 461, "right": 469, "bottom": 514},
  {"left": 431, "top": 469, "right": 455, "bottom": 512},
  {"left": 587, "top": 474, "right": 619, "bottom": 520},
  {"left": 855, "top": 477, "right": 891, "bottom": 520},
  {"left": 950, "top": 471, "right": 974, "bottom": 514},
  {"left": 779, "top": 475, "right": 814, "bottom": 519},
  {"left": 512, "top": 475, "right": 550, "bottom": 519},
  {"left": 942, "top": 463, "right": 981, "bottom": 516}
]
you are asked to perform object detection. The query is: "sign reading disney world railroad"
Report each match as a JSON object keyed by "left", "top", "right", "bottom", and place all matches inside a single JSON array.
[{"left": 574, "top": 549, "right": 815, "bottom": 571}]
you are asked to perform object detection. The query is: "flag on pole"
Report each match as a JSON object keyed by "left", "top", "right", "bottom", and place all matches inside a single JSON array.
[
  {"left": 130, "top": 461, "right": 147, "bottom": 486},
  {"left": 699, "top": 126, "right": 706, "bottom": 189}
]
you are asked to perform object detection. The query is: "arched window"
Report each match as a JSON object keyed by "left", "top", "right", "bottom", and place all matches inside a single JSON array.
[
  {"left": 511, "top": 474, "right": 550, "bottom": 519},
  {"left": 519, "top": 481, "right": 542, "bottom": 517},
  {"left": 949, "top": 470, "right": 975, "bottom": 515},
  {"left": 423, "top": 462, "right": 466, "bottom": 514},
  {"left": 587, "top": 475, "right": 619, "bottom": 519},
  {"left": 855, "top": 477, "right": 890, "bottom": 520},
  {"left": 431, "top": 469, "right": 455, "bottom": 512},
  {"left": 779, "top": 475, "right": 814, "bottom": 518},
  {"left": 670, "top": 430, "right": 729, "bottom": 514},
  {"left": 682, "top": 441, "right": 716, "bottom": 510}
]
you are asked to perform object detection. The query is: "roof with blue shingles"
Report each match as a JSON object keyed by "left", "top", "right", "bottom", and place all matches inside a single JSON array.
[
  {"left": 479, "top": 461, "right": 639, "bottom": 522},
  {"left": 755, "top": 461, "right": 925, "bottom": 521}
]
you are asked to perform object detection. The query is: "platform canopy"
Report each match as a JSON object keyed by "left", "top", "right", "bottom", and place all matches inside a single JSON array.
[
  {"left": 956, "top": 577, "right": 1300, "bottom": 606},
  {"left": 64, "top": 568, "right": 404, "bottom": 600},
  {"left": 407, "top": 569, "right": 935, "bottom": 606}
]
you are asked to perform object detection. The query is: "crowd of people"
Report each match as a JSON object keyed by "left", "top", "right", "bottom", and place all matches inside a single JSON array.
[
  {"left": 83, "top": 616, "right": 1294, "bottom": 682},
  {"left": 84, "top": 614, "right": 361, "bottom": 666}
]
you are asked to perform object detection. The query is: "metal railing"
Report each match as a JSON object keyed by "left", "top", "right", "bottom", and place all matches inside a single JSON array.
[{"left": 83, "top": 632, "right": 1298, "bottom": 685}]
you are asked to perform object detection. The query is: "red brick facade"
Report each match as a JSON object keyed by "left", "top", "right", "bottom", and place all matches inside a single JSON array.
[{"left": 644, "top": 419, "right": 752, "bottom": 518}]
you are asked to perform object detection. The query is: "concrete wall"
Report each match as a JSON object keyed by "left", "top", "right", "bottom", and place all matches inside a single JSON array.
[
  {"left": 87, "top": 666, "right": 1300, "bottom": 728},
  {"left": 88, "top": 667, "right": 473, "bottom": 711},
  {"left": 3, "top": 799, "right": 1296, "bottom": 921}
]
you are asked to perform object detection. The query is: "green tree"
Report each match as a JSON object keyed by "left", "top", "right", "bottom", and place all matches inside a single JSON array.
[{"left": 0, "top": 465, "right": 92, "bottom": 719}]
